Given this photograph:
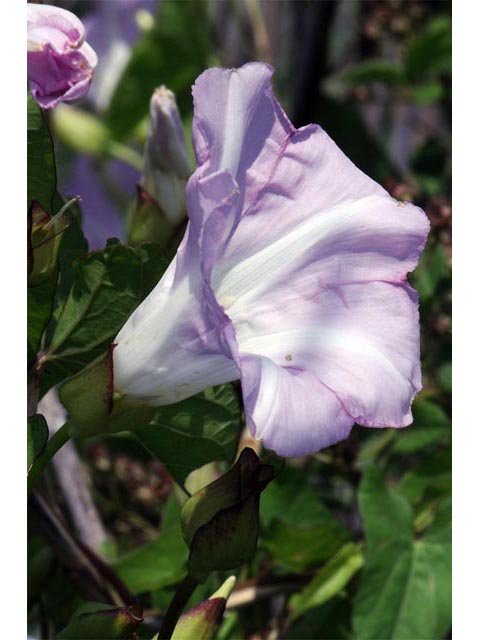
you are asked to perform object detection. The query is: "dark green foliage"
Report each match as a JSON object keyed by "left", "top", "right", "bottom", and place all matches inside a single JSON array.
[
  {"left": 27, "top": 93, "right": 56, "bottom": 210},
  {"left": 136, "top": 384, "right": 242, "bottom": 486},
  {"left": 105, "top": 0, "right": 211, "bottom": 140},
  {"left": 352, "top": 468, "right": 451, "bottom": 640},
  {"left": 114, "top": 498, "right": 189, "bottom": 594},
  {"left": 27, "top": 414, "right": 49, "bottom": 472},
  {"left": 40, "top": 240, "right": 168, "bottom": 393}
]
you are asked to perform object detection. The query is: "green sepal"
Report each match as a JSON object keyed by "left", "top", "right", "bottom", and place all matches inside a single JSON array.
[
  {"left": 182, "top": 448, "right": 274, "bottom": 582},
  {"left": 28, "top": 200, "right": 71, "bottom": 286},
  {"left": 59, "top": 347, "right": 115, "bottom": 437},
  {"left": 171, "top": 576, "right": 236, "bottom": 640},
  {"left": 57, "top": 602, "right": 143, "bottom": 639},
  {"left": 58, "top": 346, "right": 158, "bottom": 438},
  {"left": 127, "top": 185, "right": 175, "bottom": 247}
]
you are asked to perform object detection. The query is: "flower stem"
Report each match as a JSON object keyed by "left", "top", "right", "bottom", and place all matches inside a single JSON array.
[
  {"left": 27, "top": 421, "right": 70, "bottom": 496},
  {"left": 108, "top": 141, "right": 144, "bottom": 171},
  {"left": 158, "top": 573, "right": 199, "bottom": 640}
]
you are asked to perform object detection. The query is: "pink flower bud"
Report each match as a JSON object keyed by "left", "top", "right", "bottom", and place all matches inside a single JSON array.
[{"left": 27, "top": 4, "right": 98, "bottom": 109}]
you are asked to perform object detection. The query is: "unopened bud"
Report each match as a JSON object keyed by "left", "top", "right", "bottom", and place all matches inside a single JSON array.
[
  {"left": 171, "top": 576, "right": 236, "bottom": 640},
  {"left": 127, "top": 185, "right": 175, "bottom": 247},
  {"left": 182, "top": 448, "right": 275, "bottom": 582},
  {"left": 142, "top": 87, "right": 191, "bottom": 225},
  {"left": 58, "top": 602, "right": 143, "bottom": 639},
  {"left": 28, "top": 199, "right": 75, "bottom": 285}
]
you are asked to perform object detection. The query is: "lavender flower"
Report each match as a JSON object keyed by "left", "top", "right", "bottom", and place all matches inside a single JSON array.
[
  {"left": 27, "top": 4, "right": 97, "bottom": 109},
  {"left": 113, "top": 63, "right": 430, "bottom": 457}
]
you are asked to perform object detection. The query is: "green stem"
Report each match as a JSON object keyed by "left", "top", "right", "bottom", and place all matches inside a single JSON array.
[
  {"left": 27, "top": 421, "right": 71, "bottom": 496},
  {"left": 158, "top": 574, "right": 198, "bottom": 640},
  {"left": 108, "top": 141, "right": 144, "bottom": 172}
]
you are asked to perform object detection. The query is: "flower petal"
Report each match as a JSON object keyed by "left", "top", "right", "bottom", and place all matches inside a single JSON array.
[
  {"left": 113, "top": 231, "right": 238, "bottom": 405},
  {"left": 213, "top": 194, "right": 429, "bottom": 313},
  {"left": 239, "top": 354, "right": 353, "bottom": 457},
  {"left": 233, "top": 281, "right": 421, "bottom": 448},
  {"left": 27, "top": 4, "right": 85, "bottom": 52},
  {"left": 190, "top": 62, "right": 294, "bottom": 230},
  {"left": 28, "top": 5, "right": 97, "bottom": 109}
]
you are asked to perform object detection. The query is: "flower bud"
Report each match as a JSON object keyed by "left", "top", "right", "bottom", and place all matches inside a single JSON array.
[
  {"left": 182, "top": 448, "right": 275, "bottom": 582},
  {"left": 27, "top": 4, "right": 98, "bottom": 109},
  {"left": 127, "top": 186, "right": 175, "bottom": 247},
  {"left": 28, "top": 200, "right": 72, "bottom": 286},
  {"left": 171, "top": 576, "right": 236, "bottom": 640},
  {"left": 141, "top": 87, "right": 191, "bottom": 225},
  {"left": 58, "top": 602, "right": 143, "bottom": 639}
]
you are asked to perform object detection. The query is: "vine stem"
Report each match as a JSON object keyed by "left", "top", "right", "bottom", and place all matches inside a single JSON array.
[
  {"left": 158, "top": 574, "right": 199, "bottom": 640},
  {"left": 108, "top": 141, "right": 144, "bottom": 171},
  {"left": 28, "top": 421, "right": 70, "bottom": 496}
]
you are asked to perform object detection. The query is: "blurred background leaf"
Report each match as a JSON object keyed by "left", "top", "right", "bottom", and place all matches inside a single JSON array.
[{"left": 105, "top": 0, "right": 212, "bottom": 140}]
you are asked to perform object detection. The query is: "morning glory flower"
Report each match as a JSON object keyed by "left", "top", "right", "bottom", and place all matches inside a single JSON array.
[
  {"left": 27, "top": 4, "right": 98, "bottom": 109},
  {"left": 113, "top": 62, "right": 429, "bottom": 457}
]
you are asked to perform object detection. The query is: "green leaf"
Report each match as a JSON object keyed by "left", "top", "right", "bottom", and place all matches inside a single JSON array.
[
  {"left": 27, "top": 92, "right": 56, "bottom": 210},
  {"left": 342, "top": 60, "right": 405, "bottom": 85},
  {"left": 353, "top": 468, "right": 451, "bottom": 640},
  {"left": 411, "top": 81, "right": 444, "bottom": 105},
  {"left": 357, "top": 467, "right": 413, "bottom": 548},
  {"left": 28, "top": 194, "right": 88, "bottom": 368},
  {"left": 287, "top": 597, "right": 352, "bottom": 640},
  {"left": 437, "top": 363, "right": 452, "bottom": 393},
  {"left": 136, "top": 384, "right": 242, "bottom": 486},
  {"left": 356, "top": 429, "right": 396, "bottom": 470},
  {"left": 397, "top": 450, "right": 451, "bottom": 505},
  {"left": 261, "top": 466, "right": 348, "bottom": 529},
  {"left": 261, "top": 467, "right": 350, "bottom": 571},
  {"left": 105, "top": 0, "right": 211, "bottom": 140},
  {"left": 54, "top": 195, "right": 89, "bottom": 291},
  {"left": 27, "top": 272, "right": 57, "bottom": 365},
  {"left": 411, "top": 243, "right": 450, "bottom": 303},
  {"left": 115, "top": 498, "right": 189, "bottom": 594},
  {"left": 392, "top": 398, "right": 450, "bottom": 454},
  {"left": 409, "top": 138, "right": 450, "bottom": 198},
  {"left": 27, "top": 414, "right": 49, "bottom": 472},
  {"left": 58, "top": 602, "right": 143, "bottom": 639},
  {"left": 172, "top": 577, "right": 236, "bottom": 640},
  {"left": 263, "top": 520, "right": 350, "bottom": 572},
  {"left": 405, "top": 17, "right": 452, "bottom": 82},
  {"left": 289, "top": 543, "right": 364, "bottom": 620},
  {"left": 41, "top": 241, "right": 168, "bottom": 391}
]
